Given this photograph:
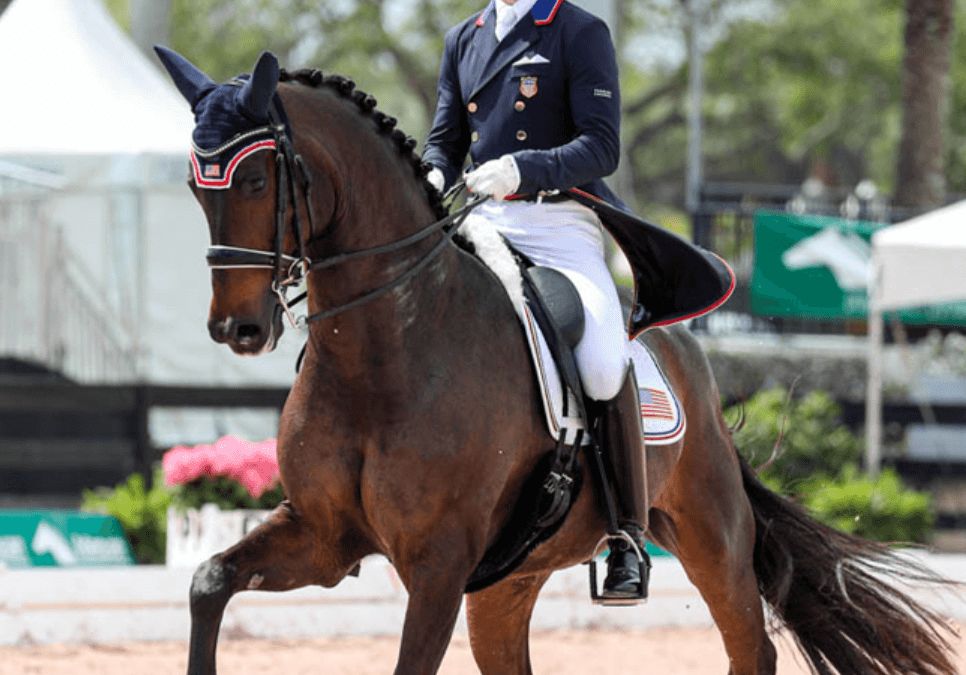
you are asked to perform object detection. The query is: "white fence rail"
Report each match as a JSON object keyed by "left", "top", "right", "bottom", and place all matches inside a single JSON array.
[{"left": 2, "top": 554, "right": 965, "bottom": 646}]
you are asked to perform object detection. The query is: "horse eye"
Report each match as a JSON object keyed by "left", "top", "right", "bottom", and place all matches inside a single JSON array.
[{"left": 244, "top": 175, "right": 267, "bottom": 192}]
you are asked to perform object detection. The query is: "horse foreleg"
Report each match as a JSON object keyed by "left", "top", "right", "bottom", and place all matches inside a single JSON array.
[
  {"left": 186, "top": 500, "right": 353, "bottom": 675},
  {"left": 464, "top": 572, "right": 551, "bottom": 675},
  {"left": 387, "top": 527, "right": 490, "bottom": 675},
  {"left": 386, "top": 562, "right": 466, "bottom": 675}
]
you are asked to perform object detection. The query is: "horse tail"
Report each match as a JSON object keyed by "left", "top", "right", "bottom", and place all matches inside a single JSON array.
[{"left": 738, "top": 453, "right": 959, "bottom": 675}]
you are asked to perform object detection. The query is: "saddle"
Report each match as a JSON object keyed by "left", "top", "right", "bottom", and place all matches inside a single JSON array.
[{"left": 459, "top": 199, "right": 732, "bottom": 593}]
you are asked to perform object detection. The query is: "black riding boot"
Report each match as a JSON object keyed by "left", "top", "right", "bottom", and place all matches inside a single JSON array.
[{"left": 598, "top": 366, "right": 650, "bottom": 602}]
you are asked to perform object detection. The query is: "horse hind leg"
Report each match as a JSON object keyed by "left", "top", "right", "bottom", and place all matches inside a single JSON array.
[
  {"left": 464, "top": 572, "right": 552, "bottom": 675},
  {"left": 186, "top": 500, "right": 363, "bottom": 675},
  {"left": 654, "top": 432, "right": 777, "bottom": 675}
]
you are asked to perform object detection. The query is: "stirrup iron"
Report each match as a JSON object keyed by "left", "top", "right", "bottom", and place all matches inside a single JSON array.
[{"left": 588, "top": 530, "right": 650, "bottom": 606}]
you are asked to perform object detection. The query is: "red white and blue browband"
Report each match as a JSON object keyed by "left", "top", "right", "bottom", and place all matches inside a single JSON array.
[{"left": 190, "top": 126, "right": 277, "bottom": 189}]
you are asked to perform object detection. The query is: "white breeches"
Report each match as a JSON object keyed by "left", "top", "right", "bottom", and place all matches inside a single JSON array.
[{"left": 467, "top": 199, "right": 629, "bottom": 401}]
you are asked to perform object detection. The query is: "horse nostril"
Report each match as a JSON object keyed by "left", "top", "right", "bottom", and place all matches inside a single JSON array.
[
  {"left": 235, "top": 324, "right": 261, "bottom": 342},
  {"left": 209, "top": 318, "right": 232, "bottom": 343}
]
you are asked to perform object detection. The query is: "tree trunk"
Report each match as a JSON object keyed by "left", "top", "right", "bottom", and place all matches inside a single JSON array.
[
  {"left": 0, "top": 0, "right": 14, "bottom": 19},
  {"left": 894, "top": 0, "right": 953, "bottom": 210}
]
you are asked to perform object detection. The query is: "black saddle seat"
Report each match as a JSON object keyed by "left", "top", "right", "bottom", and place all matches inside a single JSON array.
[{"left": 525, "top": 266, "right": 585, "bottom": 348}]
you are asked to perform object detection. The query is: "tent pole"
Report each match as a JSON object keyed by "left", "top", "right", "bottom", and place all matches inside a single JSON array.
[{"left": 866, "top": 261, "right": 884, "bottom": 477}]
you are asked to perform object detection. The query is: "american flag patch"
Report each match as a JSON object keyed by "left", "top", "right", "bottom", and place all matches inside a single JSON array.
[
  {"left": 640, "top": 387, "right": 674, "bottom": 420},
  {"left": 204, "top": 164, "right": 221, "bottom": 178}
]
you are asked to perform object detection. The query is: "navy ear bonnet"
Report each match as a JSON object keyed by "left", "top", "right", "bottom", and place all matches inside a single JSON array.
[{"left": 154, "top": 46, "right": 290, "bottom": 189}]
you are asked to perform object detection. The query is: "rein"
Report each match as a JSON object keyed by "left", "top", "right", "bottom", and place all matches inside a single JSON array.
[
  {"left": 288, "top": 194, "right": 482, "bottom": 324},
  {"left": 204, "top": 86, "right": 484, "bottom": 328}
]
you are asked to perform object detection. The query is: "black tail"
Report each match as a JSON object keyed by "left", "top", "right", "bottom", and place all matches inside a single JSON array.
[{"left": 739, "top": 454, "right": 959, "bottom": 675}]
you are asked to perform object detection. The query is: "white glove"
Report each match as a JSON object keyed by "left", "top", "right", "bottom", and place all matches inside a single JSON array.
[
  {"left": 466, "top": 155, "right": 521, "bottom": 201},
  {"left": 427, "top": 167, "right": 445, "bottom": 193}
]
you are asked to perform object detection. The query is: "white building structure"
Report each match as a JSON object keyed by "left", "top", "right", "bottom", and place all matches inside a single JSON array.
[{"left": 0, "top": 0, "right": 302, "bottom": 443}]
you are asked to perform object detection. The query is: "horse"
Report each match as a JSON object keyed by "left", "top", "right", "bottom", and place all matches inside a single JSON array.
[{"left": 155, "top": 48, "right": 958, "bottom": 675}]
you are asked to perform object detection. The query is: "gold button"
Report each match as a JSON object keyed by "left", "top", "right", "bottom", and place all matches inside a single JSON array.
[
  {"left": 516, "top": 130, "right": 528, "bottom": 141},
  {"left": 514, "top": 100, "right": 526, "bottom": 112},
  {"left": 471, "top": 131, "right": 480, "bottom": 142},
  {"left": 468, "top": 102, "right": 478, "bottom": 113}
]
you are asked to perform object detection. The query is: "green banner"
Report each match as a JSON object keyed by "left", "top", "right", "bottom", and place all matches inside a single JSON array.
[
  {"left": 751, "top": 210, "right": 966, "bottom": 325},
  {"left": 0, "top": 510, "right": 134, "bottom": 568}
]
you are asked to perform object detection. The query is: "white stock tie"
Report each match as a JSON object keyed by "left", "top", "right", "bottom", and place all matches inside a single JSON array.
[{"left": 495, "top": 6, "right": 517, "bottom": 41}]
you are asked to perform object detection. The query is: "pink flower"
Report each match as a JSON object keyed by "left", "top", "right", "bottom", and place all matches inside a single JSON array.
[
  {"left": 163, "top": 436, "right": 280, "bottom": 497},
  {"left": 162, "top": 444, "right": 209, "bottom": 486}
]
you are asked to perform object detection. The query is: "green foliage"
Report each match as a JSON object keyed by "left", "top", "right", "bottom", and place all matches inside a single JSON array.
[
  {"left": 101, "top": 0, "right": 129, "bottom": 30},
  {"left": 629, "top": 0, "right": 906, "bottom": 200},
  {"left": 730, "top": 388, "right": 862, "bottom": 492},
  {"left": 171, "top": 476, "right": 284, "bottom": 512},
  {"left": 81, "top": 466, "right": 284, "bottom": 564},
  {"left": 102, "top": 0, "right": 966, "bottom": 202},
  {"left": 82, "top": 468, "right": 171, "bottom": 564},
  {"left": 728, "top": 388, "right": 934, "bottom": 544},
  {"left": 801, "top": 466, "right": 934, "bottom": 544}
]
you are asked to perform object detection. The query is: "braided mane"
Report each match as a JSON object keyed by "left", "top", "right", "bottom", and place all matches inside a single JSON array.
[{"left": 279, "top": 68, "right": 448, "bottom": 220}]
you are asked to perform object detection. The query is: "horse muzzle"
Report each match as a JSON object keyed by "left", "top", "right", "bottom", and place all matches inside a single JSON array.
[{"left": 207, "top": 307, "right": 284, "bottom": 356}]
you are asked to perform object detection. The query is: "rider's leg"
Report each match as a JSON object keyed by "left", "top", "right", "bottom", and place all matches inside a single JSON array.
[
  {"left": 482, "top": 199, "right": 650, "bottom": 599},
  {"left": 560, "top": 263, "right": 650, "bottom": 600},
  {"left": 594, "top": 366, "right": 650, "bottom": 599}
]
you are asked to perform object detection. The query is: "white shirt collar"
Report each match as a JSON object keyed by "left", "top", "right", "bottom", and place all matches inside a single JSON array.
[{"left": 494, "top": 0, "right": 539, "bottom": 35}]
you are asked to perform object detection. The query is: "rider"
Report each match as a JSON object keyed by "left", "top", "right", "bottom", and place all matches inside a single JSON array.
[{"left": 422, "top": 0, "right": 649, "bottom": 601}]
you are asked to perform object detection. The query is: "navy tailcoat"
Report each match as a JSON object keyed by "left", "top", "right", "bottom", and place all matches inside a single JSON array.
[
  {"left": 423, "top": 0, "right": 735, "bottom": 335},
  {"left": 423, "top": 0, "right": 625, "bottom": 207}
]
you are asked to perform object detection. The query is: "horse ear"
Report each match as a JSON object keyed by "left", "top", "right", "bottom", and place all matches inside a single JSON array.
[
  {"left": 239, "top": 52, "right": 280, "bottom": 121},
  {"left": 154, "top": 45, "right": 217, "bottom": 108}
]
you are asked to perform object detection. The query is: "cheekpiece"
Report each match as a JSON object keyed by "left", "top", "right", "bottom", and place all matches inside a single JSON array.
[{"left": 154, "top": 46, "right": 289, "bottom": 190}]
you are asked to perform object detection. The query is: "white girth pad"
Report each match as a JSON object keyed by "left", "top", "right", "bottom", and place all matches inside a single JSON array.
[{"left": 459, "top": 215, "right": 686, "bottom": 447}]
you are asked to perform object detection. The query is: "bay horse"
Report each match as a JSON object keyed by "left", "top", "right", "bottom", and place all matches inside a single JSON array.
[{"left": 156, "top": 48, "right": 958, "bottom": 675}]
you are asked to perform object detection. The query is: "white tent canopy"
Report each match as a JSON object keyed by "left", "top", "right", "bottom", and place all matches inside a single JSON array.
[
  {"left": 0, "top": 0, "right": 301, "bottom": 446},
  {"left": 873, "top": 200, "right": 966, "bottom": 311},
  {"left": 0, "top": 0, "right": 192, "bottom": 155},
  {"left": 866, "top": 200, "right": 966, "bottom": 473}
]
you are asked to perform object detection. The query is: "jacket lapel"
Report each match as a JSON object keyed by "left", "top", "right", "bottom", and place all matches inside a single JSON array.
[{"left": 468, "top": 11, "right": 543, "bottom": 101}]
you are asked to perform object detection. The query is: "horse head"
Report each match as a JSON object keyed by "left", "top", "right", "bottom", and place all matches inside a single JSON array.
[
  {"left": 156, "top": 46, "right": 447, "bottom": 358},
  {"left": 155, "top": 46, "right": 294, "bottom": 355}
]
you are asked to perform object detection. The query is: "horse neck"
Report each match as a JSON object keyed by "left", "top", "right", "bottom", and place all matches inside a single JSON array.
[{"left": 294, "top": 91, "right": 461, "bottom": 382}]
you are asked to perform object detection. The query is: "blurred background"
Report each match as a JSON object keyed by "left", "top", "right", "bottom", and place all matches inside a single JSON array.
[{"left": 1, "top": 0, "right": 965, "bottom": 580}]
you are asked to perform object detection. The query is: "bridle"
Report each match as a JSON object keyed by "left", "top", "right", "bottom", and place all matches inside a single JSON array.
[{"left": 204, "top": 86, "right": 482, "bottom": 328}]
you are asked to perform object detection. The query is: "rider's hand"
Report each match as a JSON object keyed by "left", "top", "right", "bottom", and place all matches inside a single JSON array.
[
  {"left": 427, "top": 167, "right": 445, "bottom": 193},
  {"left": 466, "top": 155, "right": 521, "bottom": 201}
]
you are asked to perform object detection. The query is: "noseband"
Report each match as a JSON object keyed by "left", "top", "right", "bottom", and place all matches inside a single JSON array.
[{"left": 204, "top": 85, "right": 480, "bottom": 327}]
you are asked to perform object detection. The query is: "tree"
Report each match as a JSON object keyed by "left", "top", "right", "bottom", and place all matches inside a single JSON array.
[
  {"left": 0, "top": 0, "right": 12, "bottom": 18},
  {"left": 893, "top": 0, "right": 954, "bottom": 210},
  {"left": 622, "top": 0, "right": 908, "bottom": 209},
  {"left": 102, "top": 0, "right": 966, "bottom": 212}
]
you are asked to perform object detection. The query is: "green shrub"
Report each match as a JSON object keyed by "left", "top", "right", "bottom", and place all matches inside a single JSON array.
[
  {"left": 727, "top": 388, "right": 935, "bottom": 544},
  {"left": 801, "top": 466, "right": 935, "bottom": 544},
  {"left": 729, "top": 388, "right": 862, "bottom": 494},
  {"left": 171, "top": 476, "right": 284, "bottom": 512},
  {"left": 82, "top": 467, "right": 171, "bottom": 564}
]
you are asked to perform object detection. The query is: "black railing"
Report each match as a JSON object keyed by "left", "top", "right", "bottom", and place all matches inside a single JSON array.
[
  {"left": 0, "top": 379, "right": 289, "bottom": 496},
  {"left": 692, "top": 181, "right": 952, "bottom": 337}
]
